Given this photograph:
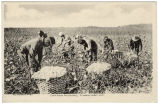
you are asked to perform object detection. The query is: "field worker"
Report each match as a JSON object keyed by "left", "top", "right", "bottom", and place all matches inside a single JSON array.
[
  {"left": 75, "top": 35, "right": 98, "bottom": 61},
  {"left": 87, "top": 38, "right": 98, "bottom": 61},
  {"left": 17, "top": 30, "right": 55, "bottom": 75},
  {"left": 62, "top": 36, "right": 75, "bottom": 60},
  {"left": 129, "top": 36, "right": 142, "bottom": 56},
  {"left": 103, "top": 36, "right": 114, "bottom": 53},
  {"left": 64, "top": 36, "right": 74, "bottom": 47},
  {"left": 74, "top": 34, "right": 88, "bottom": 61},
  {"left": 57, "top": 32, "right": 67, "bottom": 48},
  {"left": 43, "top": 36, "right": 56, "bottom": 56},
  {"left": 75, "top": 34, "right": 88, "bottom": 50}
]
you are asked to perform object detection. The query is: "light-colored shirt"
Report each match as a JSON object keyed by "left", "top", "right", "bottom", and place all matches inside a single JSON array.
[{"left": 20, "top": 37, "right": 43, "bottom": 56}]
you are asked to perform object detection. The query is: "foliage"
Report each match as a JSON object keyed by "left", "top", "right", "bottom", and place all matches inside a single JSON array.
[{"left": 4, "top": 25, "right": 152, "bottom": 94}]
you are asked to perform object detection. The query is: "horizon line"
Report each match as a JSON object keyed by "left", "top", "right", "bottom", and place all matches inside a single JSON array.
[{"left": 3, "top": 23, "right": 152, "bottom": 28}]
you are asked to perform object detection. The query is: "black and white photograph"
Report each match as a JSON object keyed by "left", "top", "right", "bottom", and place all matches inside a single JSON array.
[{"left": 2, "top": 1, "right": 157, "bottom": 103}]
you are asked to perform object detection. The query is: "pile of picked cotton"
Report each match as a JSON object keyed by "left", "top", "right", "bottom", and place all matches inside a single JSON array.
[
  {"left": 32, "top": 66, "right": 67, "bottom": 94},
  {"left": 86, "top": 62, "right": 111, "bottom": 74},
  {"left": 124, "top": 52, "right": 138, "bottom": 66},
  {"left": 32, "top": 66, "right": 67, "bottom": 81},
  {"left": 112, "top": 51, "right": 138, "bottom": 67}
]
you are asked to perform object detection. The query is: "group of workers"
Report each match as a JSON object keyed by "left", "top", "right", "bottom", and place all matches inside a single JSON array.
[{"left": 17, "top": 30, "right": 143, "bottom": 76}]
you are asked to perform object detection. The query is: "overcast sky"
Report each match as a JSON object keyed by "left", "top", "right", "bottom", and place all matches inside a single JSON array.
[{"left": 3, "top": 2, "right": 156, "bottom": 27}]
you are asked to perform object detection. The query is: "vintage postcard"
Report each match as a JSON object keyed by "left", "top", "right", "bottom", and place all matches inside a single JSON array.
[{"left": 1, "top": 1, "right": 157, "bottom": 103}]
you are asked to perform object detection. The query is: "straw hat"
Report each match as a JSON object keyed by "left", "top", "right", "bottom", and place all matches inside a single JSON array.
[
  {"left": 59, "top": 32, "right": 65, "bottom": 37},
  {"left": 75, "top": 34, "right": 83, "bottom": 39},
  {"left": 132, "top": 36, "right": 140, "bottom": 41},
  {"left": 104, "top": 36, "right": 108, "bottom": 39},
  {"left": 67, "top": 36, "right": 71, "bottom": 40},
  {"left": 75, "top": 34, "right": 79, "bottom": 39}
]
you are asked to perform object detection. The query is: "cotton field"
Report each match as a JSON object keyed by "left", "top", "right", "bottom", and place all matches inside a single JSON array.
[{"left": 4, "top": 24, "right": 153, "bottom": 94}]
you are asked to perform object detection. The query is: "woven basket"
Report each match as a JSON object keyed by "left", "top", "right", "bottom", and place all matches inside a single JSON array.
[
  {"left": 32, "top": 66, "right": 67, "bottom": 94},
  {"left": 111, "top": 51, "right": 138, "bottom": 66},
  {"left": 35, "top": 75, "right": 67, "bottom": 94}
]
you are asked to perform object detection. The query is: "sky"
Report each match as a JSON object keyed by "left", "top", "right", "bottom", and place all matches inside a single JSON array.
[{"left": 3, "top": 2, "right": 156, "bottom": 27}]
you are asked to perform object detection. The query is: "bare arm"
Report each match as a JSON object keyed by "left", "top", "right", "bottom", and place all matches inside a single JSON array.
[
  {"left": 139, "top": 39, "right": 142, "bottom": 51},
  {"left": 85, "top": 39, "right": 91, "bottom": 51},
  {"left": 38, "top": 48, "right": 43, "bottom": 68},
  {"left": 57, "top": 38, "right": 64, "bottom": 48},
  {"left": 110, "top": 40, "right": 114, "bottom": 50}
]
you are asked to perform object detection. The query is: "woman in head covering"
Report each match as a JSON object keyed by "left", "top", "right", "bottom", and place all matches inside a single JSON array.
[
  {"left": 103, "top": 36, "right": 114, "bottom": 53},
  {"left": 57, "top": 32, "right": 66, "bottom": 48},
  {"left": 75, "top": 35, "right": 98, "bottom": 61},
  {"left": 75, "top": 34, "right": 88, "bottom": 50},
  {"left": 63, "top": 36, "right": 75, "bottom": 61}
]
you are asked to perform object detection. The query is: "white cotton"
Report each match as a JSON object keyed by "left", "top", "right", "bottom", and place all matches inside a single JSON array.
[
  {"left": 111, "top": 49, "right": 119, "bottom": 54},
  {"left": 115, "top": 51, "right": 138, "bottom": 66},
  {"left": 86, "top": 62, "right": 111, "bottom": 74},
  {"left": 32, "top": 66, "right": 67, "bottom": 80}
]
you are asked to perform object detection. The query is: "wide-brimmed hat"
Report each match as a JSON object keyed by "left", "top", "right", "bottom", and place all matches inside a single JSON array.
[
  {"left": 67, "top": 36, "right": 71, "bottom": 40},
  {"left": 75, "top": 34, "right": 82, "bottom": 39},
  {"left": 132, "top": 36, "right": 140, "bottom": 41},
  {"left": 39, "top": 30, "right": 45, "bottom": 35},
  {"left": 59, "top": 32, "right": 65, "bottom": 37}
]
